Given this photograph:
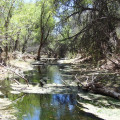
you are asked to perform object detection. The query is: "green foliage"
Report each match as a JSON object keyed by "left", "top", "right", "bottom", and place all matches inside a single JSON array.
[
  {"left": 54, "top": 0, "right": 120, "bottom": 60},
  {"left": 0, "top": 0, "right": 120, "bottom": 60},
  {"left": 34, "top": 0, "right": 55, "bottom": 41},
  {"left": 9, "top": 5, "right": 32, "bottom": 51}
]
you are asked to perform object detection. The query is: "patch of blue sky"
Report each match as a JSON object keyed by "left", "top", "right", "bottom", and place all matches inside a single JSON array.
[{"left": 24, "top": 0, "right": 36, "bottom": 3}]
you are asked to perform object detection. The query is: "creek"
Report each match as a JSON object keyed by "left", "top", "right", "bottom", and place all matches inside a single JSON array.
[{"left": 1, "top": 63, "right": 120, "bottom": 120}]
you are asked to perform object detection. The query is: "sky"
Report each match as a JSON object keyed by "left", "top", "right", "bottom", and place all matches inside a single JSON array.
[{"left": 24, "top": 0, "right": 36, "bottom": 3}]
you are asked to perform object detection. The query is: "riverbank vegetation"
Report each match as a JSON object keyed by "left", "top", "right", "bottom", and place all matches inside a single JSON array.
[
  {"left": 0, "top": 0, "right": 120, "bottom": 120},
  {"left": 0, "top": 0, "right": 120, "bottom": 63}
]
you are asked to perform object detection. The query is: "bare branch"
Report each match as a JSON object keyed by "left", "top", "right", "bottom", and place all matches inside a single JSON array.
[
  {"left": 75, "top": 74, "right": 84, "bottom": 87},
  {"left": 58, "top": 17, "right": 108, "bottom": 42},
  {"left": 0, "top": 63, "right": 29, "bottom": 86},
  {"left": 65, "top": 7, "right": 98, "bottom": 20}
]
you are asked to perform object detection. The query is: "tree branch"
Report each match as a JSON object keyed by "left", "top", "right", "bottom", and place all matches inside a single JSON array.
[
  {"left": 58, "top": 17, "right": 108, "bottom": 42},
  {"left": 0, "top": 63, "right": 29, "bottom": 86},
  {"left": 64, "top": 7, "right": 98, "bottom": 20}
]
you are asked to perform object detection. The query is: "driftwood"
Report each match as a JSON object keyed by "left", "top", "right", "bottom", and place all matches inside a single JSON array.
[
  {"left": 83, "top": 82, "right": 120, "bottom": 99},
  {"left": 0, "top": 63, "right": 29, "bottom": 86},
  {"left": 106, "top": 56, "right": 120, "bottom": 69},
  {"left": 75, "top": 74, "right": 120, "bottom": 100}
]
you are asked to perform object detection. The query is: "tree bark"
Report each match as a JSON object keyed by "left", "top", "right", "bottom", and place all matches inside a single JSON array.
[
  {"left": 36, "top": 2, "right": 51, "bottom": 61},
  {"left": 4, "top": 0, "right": 16, "bottom": 60},
  {"left": 22, "top": 28, "right": 31, "bottom": 53},
  {"left": 82, "top": 82, "right": 120, "bottom": 100},
  {"left": 37, "top": 40, "right": 43, "bottom": 61},
  {"left": 14, "top": 30, "right": 21, "bottom": 51}
]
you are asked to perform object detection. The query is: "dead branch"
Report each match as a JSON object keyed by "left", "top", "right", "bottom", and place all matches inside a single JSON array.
[
  {"left": 106, "top": 56, "right": 120, "bottom": 68},
  {"left": 13, "top": 79, "right": 20, "bottom": 85},
  {"left": 13, "top": 93, "right": 26, "bottom": 103},
  {"left": 0, "top": 63, "right": 29, "bottom": 86},
  {"left": 82, "top": 79, "right": 120, "bottom": 100},
  {"left": 75, "top": 74, "right": 84, "bottom": 87},
  {"left": 76, "top": 74, "right": 120, "bottom": 99}
]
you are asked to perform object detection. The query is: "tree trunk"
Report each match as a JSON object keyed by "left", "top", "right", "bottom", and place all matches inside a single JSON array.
[
  {"left": 14, "top": 30, "right": 21, "bottom": 51},
  {"left": 14, "top": 40, "right": 19, "bottom": 51},
  {"left": 82, "top": 82, "right": 120, "bottom": 100},
  {"left": 22, "top": 28, "right": 31, "bottom": 53},
  {"left": 4, "top": 27, "right": 8, "bottom": 60},
  {"left": 22, "top": 37, "right": 27, "bottom": 53},
  {"left": 37, "top": 42, "right": 43, "bottom": 61},
  {"left": 4, "top": 0, "right": 15, "bottom": 60}
]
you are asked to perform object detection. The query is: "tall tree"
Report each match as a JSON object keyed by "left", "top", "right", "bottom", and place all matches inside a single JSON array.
[
  {"left": 54, "top": 0, "right": 120, "bottom": 60},
  {"left": 10, "top": 2, "right": 36, "bottom": 52},
  {"left": 0, "top": 0, "right": 16, "bottom": 59},
  {"left": 35, "top": 0, "right": 55, "bottom": 60}
]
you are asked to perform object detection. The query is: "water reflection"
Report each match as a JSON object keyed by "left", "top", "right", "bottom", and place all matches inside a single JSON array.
[
  {"left": 23, "top": 65, "right": 64, "bottom": 85},
  {"left": 24, "top": 107, "right": 41, "bottom": 120},
  {"left": 47, "top": 66, "right": 63, "bottom": 84},
  {"left": 14, "top": 94, "right": 78, "bottom": 120},
  {"left": 52, "top": 94, "right": 76, "bottom": 105},
  {"left": 12, "top": 93, "right": 103, "bottom": 120}
]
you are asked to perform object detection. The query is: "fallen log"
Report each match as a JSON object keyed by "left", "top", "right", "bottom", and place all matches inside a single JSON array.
[
  {"left": 75, "top": 74, "right": 120, "bottom": 100},
  {"left": 82, "top": 82, "right": 120, "bottom": 100}
]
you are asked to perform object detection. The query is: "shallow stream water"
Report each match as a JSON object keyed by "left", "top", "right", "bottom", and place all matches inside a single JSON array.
[{"left": 1, "top": 64, "right": 120, "bottom": 120}]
